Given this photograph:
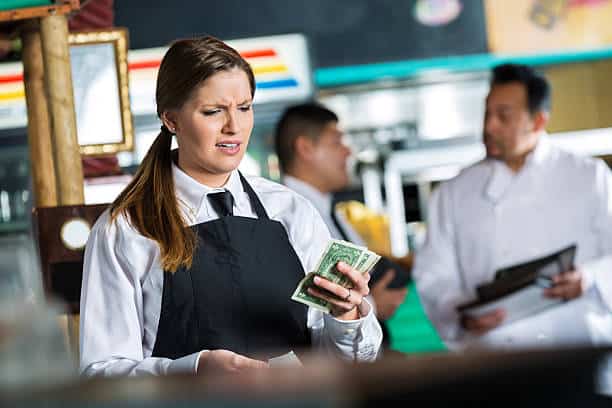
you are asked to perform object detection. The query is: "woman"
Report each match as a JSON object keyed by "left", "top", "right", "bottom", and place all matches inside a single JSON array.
[{"left": 80, "top": 36, "right": 382, "bottom": 376}]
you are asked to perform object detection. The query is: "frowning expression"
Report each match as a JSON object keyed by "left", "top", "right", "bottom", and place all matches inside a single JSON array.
[{"left": 163, "top": 67, "right": 254, "bottom": 186}]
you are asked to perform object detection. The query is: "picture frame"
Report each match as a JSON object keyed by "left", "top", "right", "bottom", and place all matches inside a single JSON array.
[{"left": 68, "top": 28, "right": 133, "bottom": 155}]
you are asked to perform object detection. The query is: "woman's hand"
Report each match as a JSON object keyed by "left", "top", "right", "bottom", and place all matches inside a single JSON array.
[
  {"left": 197, "top": 350, "right": 268, "bottom": 374},
  {"left": 308, "top": 261, "right": 370, "bottom": 320}
]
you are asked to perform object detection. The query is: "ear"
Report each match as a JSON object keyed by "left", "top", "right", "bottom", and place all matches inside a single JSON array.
[
  {"left": 532, "top": 111, "right": 549, "bottom": 132},
  {"left": 294, "top": 135, "right": 316, "bottom": 162},
  {"left": 161, "top": 111, "right": 179, "bottom": 133}
]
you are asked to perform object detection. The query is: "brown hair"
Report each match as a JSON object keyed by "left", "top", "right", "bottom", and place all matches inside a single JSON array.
[
  {"left": 274, "top": 102, "right": 338, "bottom": 173},
  {"left": 110, "top": 36, "right": 255, "bottom": 272}
]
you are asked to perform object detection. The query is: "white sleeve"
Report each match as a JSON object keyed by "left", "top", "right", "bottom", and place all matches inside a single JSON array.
[
  {"left": 79, "top": 212, "right": 202, "bottom": 376},
  {"left": 286, "top": 197, "right": 382, "bottom": 361},
  {"left": 580, "top": 160, "right": 612, "bottom": 311},
  {"left": 412, "top": 185, "right": 468, "bottom": 345}
]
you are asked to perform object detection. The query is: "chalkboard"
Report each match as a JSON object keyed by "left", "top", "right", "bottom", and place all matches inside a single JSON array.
[{"left": 115, "top": 0, "right": 488, "bottom": 68}]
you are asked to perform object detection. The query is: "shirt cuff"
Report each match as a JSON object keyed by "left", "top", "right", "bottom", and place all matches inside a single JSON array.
[
  {"left": 323, "top": 298, "right": 373, "bottom": 339},
  {"left": 167, "top": 351, "right": 204, "bottom": 375},
  {"left": 581, "top": 256, "right": 612, "bottom": 311}
]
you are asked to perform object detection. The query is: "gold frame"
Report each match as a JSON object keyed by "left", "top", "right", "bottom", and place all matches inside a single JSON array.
[{"left": 68, "top": 28, "right": 133, "bottom": 155}]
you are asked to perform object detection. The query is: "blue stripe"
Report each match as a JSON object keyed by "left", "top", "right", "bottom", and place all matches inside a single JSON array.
[
  {"left": 315, "top": 47, "right": 612, "bottom": 88},
  {"left": 256, "top": 78, "right": 299, "bottom": 89}
]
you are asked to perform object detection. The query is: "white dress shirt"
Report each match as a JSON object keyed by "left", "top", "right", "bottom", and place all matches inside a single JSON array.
[
  {"left": 283, "top": 175, "right": 365, "bottom": 245},
  {"left": 80, "top": 166, "right": 382, "bottom": 377},
  {"left": 413, "top": 137, "right": 612, "bottom": 349}
]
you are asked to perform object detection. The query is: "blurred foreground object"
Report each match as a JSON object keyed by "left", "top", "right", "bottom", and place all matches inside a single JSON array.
[
  {"left": 1, "top": 347, "right": 610, "bottom": 406},
  {"left": 0, "top": 234, "right": 76, "bottom": 390}
]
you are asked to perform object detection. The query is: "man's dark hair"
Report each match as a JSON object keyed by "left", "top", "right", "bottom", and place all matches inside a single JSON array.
[
  {"left": 274, "top": 102, "right": 338, "bottom": 173},
  {"left": 491, "top": 63, "right": 551, "bottom": 114}
]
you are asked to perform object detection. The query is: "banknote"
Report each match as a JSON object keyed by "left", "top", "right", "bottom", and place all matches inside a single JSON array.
[{"left": 291, "top": 239, "right": 381, "bottom": 313}]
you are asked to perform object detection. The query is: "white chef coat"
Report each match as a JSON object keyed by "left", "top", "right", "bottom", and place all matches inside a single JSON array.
[
  {"left": 413, "top": 136, "right": 612, "bottom": 349},
  {"left": 80, "top": 165, "right": 382, "bottom": 377}
]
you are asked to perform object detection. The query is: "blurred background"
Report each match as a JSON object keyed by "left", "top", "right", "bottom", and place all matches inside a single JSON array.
[{"left": 2, "top": 0, "right": 612, "bottom": 378}]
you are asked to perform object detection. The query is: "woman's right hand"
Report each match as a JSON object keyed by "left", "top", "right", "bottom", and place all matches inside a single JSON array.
[{"left": 197, "top": 350, "right": 269, "bottom": 374}]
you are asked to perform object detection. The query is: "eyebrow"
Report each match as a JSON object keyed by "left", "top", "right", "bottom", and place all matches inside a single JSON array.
[{"left": 199, "top": 99, "right": 253, "bottom": 107}]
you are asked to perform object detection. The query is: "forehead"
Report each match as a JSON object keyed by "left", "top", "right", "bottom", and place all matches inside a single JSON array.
[
  {"left": 320, "top": 121, "right": 341, "bottom": 136},
  {"left": 486, "top": 82, "right": 528, "bottom": 109},
  {"left": 188, "top": 68, "right": 252, "bottom": 104}
]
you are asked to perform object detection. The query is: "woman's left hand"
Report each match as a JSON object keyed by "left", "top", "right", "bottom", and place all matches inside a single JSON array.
[{"left": 308, "top": 261, "right": 370, "bottom": 320}]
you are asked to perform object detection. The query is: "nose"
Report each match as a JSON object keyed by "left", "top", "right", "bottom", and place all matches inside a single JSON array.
[
  {"left": 484, "top": 113, "right": 498, "bottom": 136},
  {"left": 341, "top": 143, "right": 351, "bottom": 158},
  {"left": 340, "top": 135, "right": 352, "bottom": 157},
  {"left": 222, "top": 109, "right": 240, "bottom": 134}
]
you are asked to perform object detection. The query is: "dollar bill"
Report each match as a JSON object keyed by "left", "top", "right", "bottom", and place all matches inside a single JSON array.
[{"left": 291, "top": 239, "right": 381, "bottom": 313}]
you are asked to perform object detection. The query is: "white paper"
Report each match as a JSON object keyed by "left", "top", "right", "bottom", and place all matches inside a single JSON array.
[
  {"left": 461, "top": 284, "right": 564, "bottom": 326},
  {"left": 268, "top": 350, "right": 302, "bottom": 368}
]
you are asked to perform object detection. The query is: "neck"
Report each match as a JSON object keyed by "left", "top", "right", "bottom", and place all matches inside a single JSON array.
[
  {"left": 503, "top": 132, "right": 542, "bottom": 173},
  {"left": 504, "top": 144, "right": 538, "bottom": 173},
  {"left": 178, "top": 162, "right": 232, "bottom": 188},
  {"left": 505, "top": 156, "right": 528, "bottom": 173},
  {"left": 286, "top": 166, "right": 331, "bottom": 194}
]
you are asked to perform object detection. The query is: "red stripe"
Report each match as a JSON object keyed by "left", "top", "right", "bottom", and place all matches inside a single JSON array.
[
  {"left": 127, "top": 49, "right": 279, "bottom": 71},
  {"left": 240, "top": 49, "right": 277, "bottom": 58},
  {"left": 128, "top": 60, "right": 161, "bottom": 70},
  {"left": 0, "top": 74, "right": 23, "bottom": 84}
]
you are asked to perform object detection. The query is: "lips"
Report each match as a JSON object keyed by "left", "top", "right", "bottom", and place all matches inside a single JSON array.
[{"left": 215, "top": 140, "right": 242, "bottom": 155}]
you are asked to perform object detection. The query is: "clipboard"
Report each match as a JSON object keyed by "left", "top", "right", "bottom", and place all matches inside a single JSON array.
[{"left": 456, "top": 244, "right": 576, "bottom": 324}]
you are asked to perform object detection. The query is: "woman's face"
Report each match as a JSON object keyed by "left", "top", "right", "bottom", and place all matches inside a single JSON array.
[{"left": 164, "top": 67, "right": 254, "bottom": 187}]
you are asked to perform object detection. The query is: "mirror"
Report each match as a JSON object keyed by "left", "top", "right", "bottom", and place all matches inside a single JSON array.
[{"left": 68, "top": 28, "right": 133, "bottom": 155}]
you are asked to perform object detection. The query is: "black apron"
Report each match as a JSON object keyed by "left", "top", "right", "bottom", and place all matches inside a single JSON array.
[{"left": 152, "top": 173, "right": 311, "bottom": 360}]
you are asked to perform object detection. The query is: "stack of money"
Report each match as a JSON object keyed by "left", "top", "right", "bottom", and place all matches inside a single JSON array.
[{"left": 291, "top": 239, "right": 381, "bottom": 313}]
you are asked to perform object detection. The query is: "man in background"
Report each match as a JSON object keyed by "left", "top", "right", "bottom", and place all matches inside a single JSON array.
[
  {"left": 412, "top": 63, "right": 612, "bottom": 349},
  {"left": 274, "top": 103, "right": 409, "bottom": 345}
]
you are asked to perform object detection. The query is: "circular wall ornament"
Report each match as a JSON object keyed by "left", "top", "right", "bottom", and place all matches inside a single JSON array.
[
  {"left": 60, "top": 218, "right": 91, "bottom": 251},
  {"left": 414, "top": 0, "right": 463, "bottom": 27}
]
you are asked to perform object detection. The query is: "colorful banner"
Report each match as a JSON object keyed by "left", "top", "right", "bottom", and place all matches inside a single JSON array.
[
  {"left": 129, "top": 33, "right": 313, "bottom": 115},
  {"left": 0, "top": 33, "right": 313, "bottom": 129}
]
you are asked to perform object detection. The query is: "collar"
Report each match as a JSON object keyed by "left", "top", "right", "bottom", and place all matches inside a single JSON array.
[
  {"left": 484, "top": 134, "right": 551, "bottom": 203},
  {"left": 173, "top": 163, "right": 246, "bottom": 220},
  {"left": 283, "top": 175, "right": 333, "bottom": 215}
]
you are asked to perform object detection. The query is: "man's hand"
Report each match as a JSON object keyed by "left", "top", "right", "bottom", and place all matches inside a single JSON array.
[
  {"left": 197, "top": 350, "right": 268, "bottom": 374},
  {"left": 370, "top": 269, "right": 408, "bottom": 320},
  {"left": 461, "top": 309, "right": 505, "bottom": 335},
  {"left": 544, "top": 269, "right": 584, "bottom": 300}
]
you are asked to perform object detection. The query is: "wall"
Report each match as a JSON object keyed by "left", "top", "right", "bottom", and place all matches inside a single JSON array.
[{"left": 115, "top": 0, "right": 488, "bottom": 68}]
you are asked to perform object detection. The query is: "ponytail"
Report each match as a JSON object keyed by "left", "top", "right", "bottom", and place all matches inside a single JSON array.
[{"left": 110, "top": 126, "right": 197, "bottom": 272}]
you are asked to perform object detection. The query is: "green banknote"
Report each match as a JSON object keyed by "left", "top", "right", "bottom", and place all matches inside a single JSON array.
[{"left": 291, "top": 239, "right": 381, "bottom": 313}]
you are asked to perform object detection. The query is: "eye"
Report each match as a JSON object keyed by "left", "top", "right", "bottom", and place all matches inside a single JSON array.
[
  {"left": 202, "top": 109, "right": 221, "bottom": 116},
  {"left": 238, "top": 104, "right": 252, "bottom": 112}
]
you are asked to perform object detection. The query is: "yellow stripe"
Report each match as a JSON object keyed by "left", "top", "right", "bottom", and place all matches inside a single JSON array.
[
  {"left": 0, "top": 89, "right": 24, "bottom": 101},
  {"left": 252, "top": 64, "right": 288, "bottom": 75}
]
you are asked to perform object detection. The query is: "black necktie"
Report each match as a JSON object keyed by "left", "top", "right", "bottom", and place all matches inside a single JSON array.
[
  {"left": 208, "top": 190, "right": 234, "bottom": 217},
  {"left": 330, "top": 205, "right": 350, "bottom": 241}
]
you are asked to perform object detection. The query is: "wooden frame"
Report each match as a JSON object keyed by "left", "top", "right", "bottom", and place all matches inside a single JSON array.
[{"left": 68, "top": 28, "right": 134, "bottom": 155}]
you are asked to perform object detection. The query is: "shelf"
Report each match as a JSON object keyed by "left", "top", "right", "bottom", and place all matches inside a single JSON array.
[{"left": 0, "top": 0, "right": 79, "bottom": 22}]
